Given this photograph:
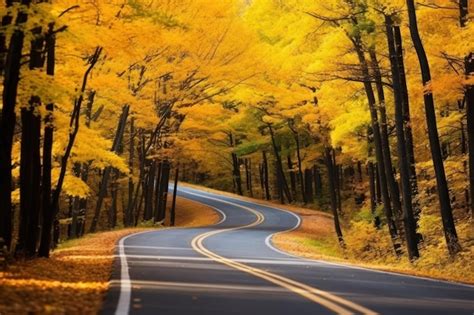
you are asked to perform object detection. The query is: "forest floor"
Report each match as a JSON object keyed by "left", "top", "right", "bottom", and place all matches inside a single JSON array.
[
  {"left": 0, "top": 196, "right": 219, "bottom": 314},
  {"left": 181, "top": 183, "right": 474, "bottom": 285}
]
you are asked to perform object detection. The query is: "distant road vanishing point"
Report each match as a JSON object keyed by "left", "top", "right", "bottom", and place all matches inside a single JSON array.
[{"left": 101, "top": 186, "right": 474, "bottom": 315}]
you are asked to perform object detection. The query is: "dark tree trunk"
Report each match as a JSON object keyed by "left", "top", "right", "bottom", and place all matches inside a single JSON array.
[
  {"left": 465, "top": 53, "right": 474, "bottom": 219},
  {"left": 262, "top": 151, "right": 270, "bottom": 200},
  {"left": 334, "top": 162, "right": 342, "bottom": 215},
  {"left": 406, "top": 0, "right": 461, "bottom": 256},
  {"left": 229, "top": 133, "right": 243, "bottom": 195},
  {"left": 90, "top": 104, "right": 129, "bottom": 232},
  {"left": 460, "top": 0, "right": 468, "bottom": 27},
  {"left": 170, "top": 166, "right": 179, "bottom": 227},
  {"left": 245, "top": 158, "right": 253, "bottom": 197},
  {"left": 143, "top": 161, "right": 156, "bottom": 221},
  {"left": 375, "top": 164, "right": 382, "bottom": 205},
  {"left": 17, "top": 22, "right": 46, "bottom": 257},
  {"left": 0, "top": 0, "right": 13, "bottom": 76},
  {"left": 40, "top": 47, "right": 102, "bottom": 256},
  {"left": 386, "top": 15, "right": 420, "bottom": 260},
  {"left": 368, "top": 162, "right": 381, "bottom": 228},
  {"left": 370, "top": 49, "right": 403, "bottom": 221},
  {"left": 394, "top": 26, "right": 420, "bottom": 220},
  {"left": 17, "top": 102, "right": 42, "bottom": 257},
  {"left": 357, "top": 161, "right": 363, "bottom": 182},
  {"left": 0, "top": 0, "right": 31, "bottom": 250},
  {"left": 37, "top": 23, "right": 55, "bottom": 257},
  {"left": 324, "top": 147, "right": 344, "bottom": 247},
  {"left": 287, "top": 155, "right": 297, "bottom": 199},
  {"left": 351, "top": 33, "right": 402, "bottom": 256},
  {"left": 259, "top": 163, "right": 264, "bottom": 197},
  {"left": 268, "top": 125, "right": 292, "bottom": 203},
  {"left": 125, "top": 117, "right": 135, "bottom": 226},
  {"left": 304, "top": 169, "right": 314, "bottom": 203},
  {"left": 156, "top": 160, "right": 171, "bottom": 222},
  {"left": 288, "top": 124, "right": 306, "bottom": 203},
  {"left": 153, "top": 162, "right": 162, "bottom": 221},
  {"left": 461, "top": 1, "right": 474, "bottom": 219},
  {"left": 108, "top": 171, "right": 119, "bottom": 229}
]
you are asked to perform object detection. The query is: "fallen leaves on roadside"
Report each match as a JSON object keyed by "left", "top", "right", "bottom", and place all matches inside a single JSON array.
[{"left": 0, "top": 197, "right": 218, "bottom": 314}]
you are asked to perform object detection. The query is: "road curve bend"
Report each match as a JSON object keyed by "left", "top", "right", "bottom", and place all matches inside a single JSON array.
[{"left": 101, "top": 186, "right": 474, "bottom": 315}]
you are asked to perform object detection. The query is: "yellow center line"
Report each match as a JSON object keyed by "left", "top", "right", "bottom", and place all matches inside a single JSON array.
[{"left": 186, "top": 191, "right": 378, "bottom": 315}]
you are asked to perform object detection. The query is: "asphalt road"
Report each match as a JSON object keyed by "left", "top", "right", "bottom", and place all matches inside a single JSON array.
[{"left": 101, "top": 186, "right": 474, "bottom": 315}]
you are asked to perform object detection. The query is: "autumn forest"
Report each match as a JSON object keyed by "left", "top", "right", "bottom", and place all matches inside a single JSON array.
[{"left": 0, "top": 1, "right": 474, "bottom": 310}]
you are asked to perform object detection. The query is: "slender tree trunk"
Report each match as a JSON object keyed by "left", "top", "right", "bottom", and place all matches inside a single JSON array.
[
  {"left": 170, "top": 166, "right": 179, "bottom": 226},
  {"left": 229, "top": 133, "right": 243, "bottom": 195},
  {"left": 465, "top": 54, "right": 474, "bottom": 219},
  {"left": 153, "top": 162, "right": 162, "bottom": 221},
  {"left": 17, "top": 22, "right": 46, "bottom": 257},
  {"left": 287, "top": 155, "right": 297, "bottom": 199},
  {"left": 324, "top": 147, "right": 344, "bottom": 247},
  {"left": 38, "top": 23, "right": 55, "bottom": 257},
  {"left": 368, "top": 162, "right": 381, "bottom": 228},
  {"left": 304, "top": 169, "right": 314, "bottom": 203},
  {"left": 0, "top": 0, "right": 13, "bottom": 76},
  {"left": 268, "top": 125, "right": 292, "bottom": 203},
  {"left": 313, "top": 166, "right": 322, "bottom": 198},
  {"left": 143, "top": 161, "right": 156, "bottom": 221},
  {"left": 156, "top": 160, "right": 171, "bottom": 222},
  {"left": 351, "top": 34, "right": 402, "bottom": 256},
  {"left": 370, "top": 49, "right": 403, "bottom": 221},
  {"left": 40, "top": 47, "right": 102, "bottom": 255},
  {"left": 125, "top": 118, "right": 135, "bottom": 226},
  {"left": 460, "top": 0, "right": 474, "bottom": 219},
  {"left": 393, "top": 26, "right": 420, "bottom": 222},
  {"left": 262, "top": 151, "right": 270, "bottom": 200},
  {"left": 406, "top": 0, "right": 461, "bottom": 255},
  {"left": 386, "top": 15, "right": 419, "bottom": 260},
  {"left": 295, "top": 133, "right": 306, "bottom": 203},
  {"left": 90, "top": 103, "right": 129, "bottom": 232},
  {"left": 0, "top": 0, "right": 32, "bottom": 250},
  {"left": 248, "top": 158, "right": 253, "bottom": 197},
  {"left": 108, "top": 170, "right": 119, "bottom": 229}
]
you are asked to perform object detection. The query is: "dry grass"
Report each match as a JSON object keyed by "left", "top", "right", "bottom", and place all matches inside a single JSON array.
[
  {"left": 272, "top": 206, "right": 474, "bottom": 285},
  {"left": 0, "top": 196, "right": 218, "bottom": 314}
]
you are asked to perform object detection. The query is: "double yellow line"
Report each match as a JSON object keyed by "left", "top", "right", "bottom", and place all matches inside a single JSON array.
[{"left": 188, "top": 193, "right": 377, "bottom": 315}]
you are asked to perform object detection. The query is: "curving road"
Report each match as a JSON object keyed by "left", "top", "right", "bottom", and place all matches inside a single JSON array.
[{"left": 101, "top": 186, "right": 474, "bottom": 315}]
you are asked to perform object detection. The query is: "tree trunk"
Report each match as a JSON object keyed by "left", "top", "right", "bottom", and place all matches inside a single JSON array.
[
  {"left": 17, "top": 23, "right": 45, "bottom": 257},
  {"left": 369, "top": 49, "right": 403, "bottom": 221},
  {"left": 304, "top": 169, "right": 314, "bottom": 203},
  {"left": 0, "top": 0, "right": 13, "bottom": 76},
  {"left": 368, "top": 162, "right": 381, "bottom": 228},
  {"left": 40, "top": 47, "right": 102, "bottom": 256},
  {"left": 90, "top": 104, "right": 129, "bottom": 232},
  {"left": 156, "top": 160, "right": 171, "bottom": 223},
  {"left": 268, "top": 124, "right": 292, "bottom": 203},
  {"left": 125, "top": 117, "right": 135, "bottom": 226},
  {"left": 406, "top": 0, "right": 461, "bottom": 255},
  {"left": 170, "top": 166, "right": 179, "bottom": 227},
  {"left": 393, "top": 25, "right": 420, "bottom": 221},
  {"left": 262, "top": 150, "right": 270, "bottom": 200},
  {"left": 143, "top": 161, "right": 156, "bottom": 221},
  {"left": 0, "top": 0, "right": 31, "bottom": 250},
  {"left": 465, "top": 53, "right": 474, "bottom": 219},
  {"left": 386, "top": 15, "right": 420, "bottom": 260},
  {"left": 287, "top": 155, "right": 297, "bottom": 199},
  {"left": 37, "top": 23, "right": 55, "bottom": 257},
  {"left": 229, "top": 133, "right": 243, "bottom": 195},
  {"left": 324, "top": 147, "right": 344, "bottom": 247},
  {"left": 351, "top": 34, "right": 402, "bottom": 256}
]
